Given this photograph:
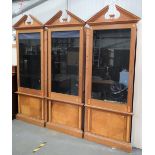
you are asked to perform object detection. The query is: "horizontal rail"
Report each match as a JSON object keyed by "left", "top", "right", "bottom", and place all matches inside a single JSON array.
[
  {"left": 45, "top": 97, "right": 83, "bottom": 106},
  {"left": 85, "top": 104, "right": 133, "bottom": 116},
  {"left": 16, "top": 91, "right": 44, "bottom": 99}
]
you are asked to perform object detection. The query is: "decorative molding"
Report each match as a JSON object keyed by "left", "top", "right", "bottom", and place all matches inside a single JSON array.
[
  {"left": 13, "top": 14, "right": 43, "bottom": 30},
  {"left": 87, "top": 5, "right": 140, "bottom": 26},
  {"left": 45, "top": 10, "right": 85, "bottom": 27}
]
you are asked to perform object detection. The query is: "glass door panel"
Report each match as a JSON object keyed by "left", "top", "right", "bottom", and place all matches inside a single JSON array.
[
  {"left": 19, "top": 33, "right": 41, "bottom": 90},
  {"left": 92, "top": 29, "right": 131, "bottom": 103},
  {"left": 51, "top": 30, "right": 79, "bottom": 96}
]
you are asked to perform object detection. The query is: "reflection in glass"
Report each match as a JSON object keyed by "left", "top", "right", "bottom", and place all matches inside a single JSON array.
[
  {"left": 51, "top": 31, "right": 79, "bottom": 96},
  {"left": 92, "top": 29, "right": 131, "bottom": 103},
  {"left": 19, "top": 33, "right": 41, "bottom": 90}
]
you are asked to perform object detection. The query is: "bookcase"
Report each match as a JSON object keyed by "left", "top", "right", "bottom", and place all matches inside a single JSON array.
[
  {"left": 13, "top": 15, "right": 46, "bottom": 126},
  {"left": 84, "top": 5, "right": 140, "bottom": 152},
  {"left": 44, "top": 10, "right": 85, "bottom": 137},
  {"left": 13, "top": 5, "right": 140, "bottom": 152}
]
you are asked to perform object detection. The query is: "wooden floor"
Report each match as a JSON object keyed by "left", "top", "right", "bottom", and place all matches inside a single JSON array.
[{"left": 12, "top": 119, "right": 142, "bottom": 155}]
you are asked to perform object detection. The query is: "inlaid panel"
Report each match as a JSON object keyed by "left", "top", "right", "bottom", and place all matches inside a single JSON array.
[
  {"left": 19, "top": 95, "right": 42, "bottom": 119},
  {"left": 51, "top": 101, "right": 79, "bottom": 128},
  {"left": 90, "top": 109, "right": 127, "bottom": 141}
]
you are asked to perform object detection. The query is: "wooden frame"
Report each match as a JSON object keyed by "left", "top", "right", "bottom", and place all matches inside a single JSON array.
[
  {"left": 84, "top": 5, "right": 140, "bottom": 152},
  {"left": 45, "top": 10, "right": 85, "bottom": 137},
  {"left": 13, "top": 15, "right": 46, "bottom": 127}
]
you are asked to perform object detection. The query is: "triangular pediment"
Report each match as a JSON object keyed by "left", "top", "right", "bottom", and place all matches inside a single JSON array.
[
  {"left": 87, "top": 5, "right": 140, "bottom": 25},
  {"left": 45, "top": 10, "right": 85, "bottom": 27},
  {"left": 13, "top": 14, "right": 43, "bottom": 29}
]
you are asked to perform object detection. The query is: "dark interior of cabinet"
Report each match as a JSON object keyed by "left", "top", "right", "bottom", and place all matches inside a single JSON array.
[
  {"left": 51, "top": 30, "right": 80, "bottom": 96},
  {"left": 92, "top": 29, "right": 131, "bottom": 103},
  {"left": 19, "top": 33, "right": 41, "bottom": 90},
  {"left": 12, "top": 66, "right": 18, "bottom": 119}
]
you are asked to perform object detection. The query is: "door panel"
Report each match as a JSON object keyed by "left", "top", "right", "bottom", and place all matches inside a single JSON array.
[
  {"left": 19, "top": 32, "right": 41, "bottom": 90},
  {"left": 51, "top": 31, "right": 79, "bottom": 96},
  {"left": 51, "top": 101, "right": 79, "bottom": 128},
  {"left": 19, "top": 95, "right": 42, "bottom": 119},
  {"left": 92, "top": 29, "right": 131, "bottom": 104},
  {"left": 90, "top": 109, "right": 127, "bottom": 141}
]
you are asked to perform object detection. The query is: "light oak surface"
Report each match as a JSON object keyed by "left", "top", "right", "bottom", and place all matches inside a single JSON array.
[
  {"left": 84, "top": 5, "right": 140, "bottom": 152},
  {"left": 14, "top": 15, "right": 46, "bottom": 126},
  {"left": 46, "top": 10, "right": 85, "bottom": 137},
  {"left": 13, "top": 6, "right": 140, "bottom": 152}
]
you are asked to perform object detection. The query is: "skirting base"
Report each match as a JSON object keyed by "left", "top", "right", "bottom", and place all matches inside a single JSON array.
[
  {"left": 16, "top": 114, "right": 45, "bottom": 127},
  {"left": 46, "top": 122, "right": 83, "bottom": 138},
  {"left": 84, "top": 132, "right": 132, "bottom": 152}
]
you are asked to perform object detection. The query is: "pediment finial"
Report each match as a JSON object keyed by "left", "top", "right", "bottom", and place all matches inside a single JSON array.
[
  {"left": 25, "top": 15, "right": 33, "bottom": 25},
  {"left": 59, "top": 10, "right": 71, "bottom": 23},
  {"left": 105, "top": 1, "right": 120, "bottom": 19}
]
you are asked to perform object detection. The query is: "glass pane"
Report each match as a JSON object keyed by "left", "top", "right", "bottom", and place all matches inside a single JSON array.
[
  {"left": 92, "top": 29, "right": 131, "bottom": 103},
  {"left": 19, "top": 33, "right": 41, "bottom": 90},
  {"left": 51, "top": 31, "right": 79, "bottom": 96}
]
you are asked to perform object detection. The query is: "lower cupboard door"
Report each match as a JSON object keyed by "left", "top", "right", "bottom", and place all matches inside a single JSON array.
[
  {"left": 17, "top": 94, "right": 45, "bottom": 127},
  {"left": 46, "top": 98, "right": 83, "bottom": 138},
  {"left": 84, "top": 106, "right": 132, "bottom": 152}
]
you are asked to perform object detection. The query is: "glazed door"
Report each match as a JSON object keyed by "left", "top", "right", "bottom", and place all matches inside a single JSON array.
[
  {"left": 84, "top": 25, "right": 136, "bottom": 152},
  {"left": 47, "top": 27, "right": 84, "bottom": 138},
  {"left": 16, "top": 30, "right": 45, "bottom": 126}
]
